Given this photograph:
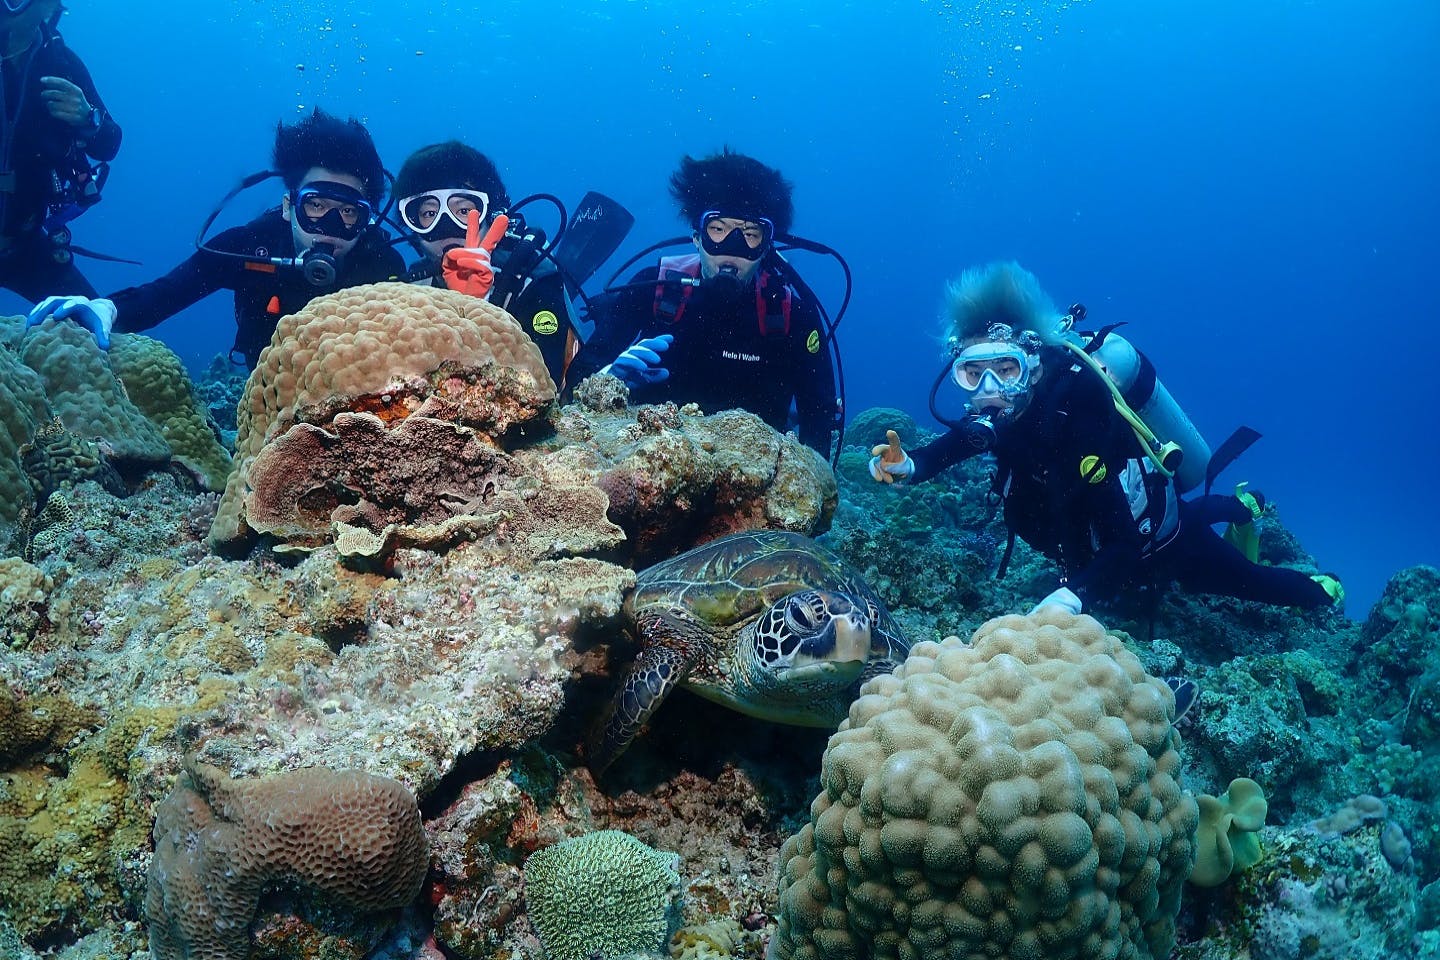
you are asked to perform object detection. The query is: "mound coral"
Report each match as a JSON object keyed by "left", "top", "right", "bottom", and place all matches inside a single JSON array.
[
  {"left": 523, "top": 829, "right": 684, "bottom": 960},
  {"left": 0, "top": 317, "right": 229, "bottom": 530},
  {"left": 768, "top": 610, "right": 1197, "bottom": 960},
  {"left": 145, "top": 760, "right": 427, "bottom": 960},
  {"left": 212, "top": 282, "right": 556, "bottom": 550}
]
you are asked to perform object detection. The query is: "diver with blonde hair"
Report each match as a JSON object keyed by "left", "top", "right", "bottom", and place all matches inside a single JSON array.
[{"left": 869, "top": 261, "right": 1343, "bottom": 614}]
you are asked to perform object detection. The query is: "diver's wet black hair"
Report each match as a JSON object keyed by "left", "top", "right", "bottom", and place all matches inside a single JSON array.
[
  {"left": 272, "top": 108, "right": 386, "bottom": 207},
  {"left": 668, "top": 148, "right": 794, "bottom": 235},
  {"left": 393, "top": 141, "right": 510, "bottom": 209}
]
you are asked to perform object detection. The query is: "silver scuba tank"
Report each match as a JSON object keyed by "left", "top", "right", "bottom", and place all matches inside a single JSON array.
[{"left": 1088, "top": 332, "right": 1211, "bottom": 493}]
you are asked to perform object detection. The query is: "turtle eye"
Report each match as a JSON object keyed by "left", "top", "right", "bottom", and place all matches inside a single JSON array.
[{"left": 786, "top": 594, "right": 827, "bottom": 633}]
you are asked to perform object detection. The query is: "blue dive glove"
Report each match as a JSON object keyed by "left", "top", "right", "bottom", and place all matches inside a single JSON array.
[
  {"left": 26, "top": 296, "right": 118, "bottom": 350},
  {"left": 602, "top": 334, "right": 673, "bottom": 386}
]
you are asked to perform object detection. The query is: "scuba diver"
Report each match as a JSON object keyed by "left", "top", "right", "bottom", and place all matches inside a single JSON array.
[
  {"left": 391, "top": 141, "right": 632, "bottom": 391},
  {"left": 0, "top": 0, "right": 121, "bottom": 301},
  {"left": 568, "top": 149, "right": 842, "bottom": 458},
  {"left": 26, "top": 108, "right": 403, "bottom": 368},
  {"left": 868, "top": 261, "right": 1344, "bottom": 614}
]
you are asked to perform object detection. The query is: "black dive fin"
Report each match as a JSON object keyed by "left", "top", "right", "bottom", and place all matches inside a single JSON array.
[
  {"left": 553, "top": 191, "right": 634, "bottom": 291},
  {"left": 1204, "top": 425, "right": 1262, "bottom": 495}
]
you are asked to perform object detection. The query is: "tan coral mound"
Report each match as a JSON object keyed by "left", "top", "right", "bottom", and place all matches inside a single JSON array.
[
  {"left": 145, "top": 760, "right": 427, "bottom": 960},
  {"left": 768, "top": 610, "right": 1198, "bottom": 960},
  {"left": 214, "top": 282, "right": 556, "bottom": 547}
]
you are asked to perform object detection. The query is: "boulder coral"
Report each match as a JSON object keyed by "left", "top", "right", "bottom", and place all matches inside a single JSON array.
[
  {"left": 212, "top": 282, "right": 556, "bottom": 549},
  {"left": 768, "top": 609, "right": 1198, "bottom": 960},
  {"left": 145, "top": 760, "right": 427, "bottom": 960},
  {"left": 0, "top": 317, "right": 229, "bottom": 530}
]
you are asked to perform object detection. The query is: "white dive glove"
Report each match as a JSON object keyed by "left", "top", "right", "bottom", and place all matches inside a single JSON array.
[
  {"left": 26, "top": 295, "right": 118, "bottom": 349},
  {"left": 1029, "top": 587, "right": 1082, "bottom": 616}
]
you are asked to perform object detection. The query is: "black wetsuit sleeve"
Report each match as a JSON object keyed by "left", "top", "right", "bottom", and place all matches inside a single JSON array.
[
  {"left": 792, "top": 299, "right": 838, "bottom": 455},
  {"left": 566, "top": 267, "right": 656, "bottom": 384},
  {"left": 108, "top": 223, "right": 253, "bottom": 333},
  {"left": 52, "top": 43, "right": 120, "bottom": 161},
  {"left": 908, "top": 417, "right": 997, "bottom": 484}
]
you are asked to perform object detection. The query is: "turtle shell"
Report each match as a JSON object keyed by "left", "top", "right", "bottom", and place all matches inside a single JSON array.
[{"left": 631, "top": 529, "right": 903, "bottom": 657}]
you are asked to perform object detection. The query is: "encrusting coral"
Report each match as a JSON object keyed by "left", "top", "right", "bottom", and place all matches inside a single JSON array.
[
  {"left": 768, "top": 609, "right": 1198, "bottom": 960},
  {"left": 522, "top": 829, "right": 684, "bottom": 960},
  {"left": 145, "top": 759, "right": 427, "bottom": 960}
]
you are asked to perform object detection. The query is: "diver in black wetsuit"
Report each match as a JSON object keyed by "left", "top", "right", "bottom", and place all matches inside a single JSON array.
[
  {"left": 0, "top": 0, "right": 120, "bottom": 300},
  {"left": 568, "top": 149, "right": 839, "bottom": 457},
  {"left": 26, "top": 108, "right": 403, "bottom": 368},
  {"left": 868, "top": 261, "right": 1343, "bottom": 614},
  {"left": 392, "top": 141, "right": 587, "bottom": 390}
]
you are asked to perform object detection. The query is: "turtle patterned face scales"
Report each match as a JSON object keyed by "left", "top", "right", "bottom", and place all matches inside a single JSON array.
[{"left": 753, "top": 589, "right": 874, "bottom": 672}]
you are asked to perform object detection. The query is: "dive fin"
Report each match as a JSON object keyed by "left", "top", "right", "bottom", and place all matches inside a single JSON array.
[
  {"left": 1204, "top": 425, "right": 1262, "bottom": 494},
  {"left": 553, "top": 191, "right": 634, "bottom": 292},
  {"left": 68, "top": 245, "right": 143, "bottom": 266}
]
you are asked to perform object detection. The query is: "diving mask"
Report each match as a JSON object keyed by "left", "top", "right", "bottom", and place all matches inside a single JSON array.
[
  {"left": 698, "top": 210, "right": 774, "bottom": 261},
  {"left": 398, "top": 188, "right": 491, "bottom": 238},
  {"left": 291, "top": 181, "right": 374, "bottom": 242},
  {"left": 1, "top": 0, "right": 34, "bottom": 13},
  {"left": 951, "top": 341, "right": 1035, "bottom": 406}
]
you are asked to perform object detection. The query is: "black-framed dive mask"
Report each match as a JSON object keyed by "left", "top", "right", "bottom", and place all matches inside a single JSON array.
[
  {"left": 698, "top": 210, "right": 774, "bottom": 262},
  {"left": 290, "top": 181, "right": 374, "bottom": 242}
]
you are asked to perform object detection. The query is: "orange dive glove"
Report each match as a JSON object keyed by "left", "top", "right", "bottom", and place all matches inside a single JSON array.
[
  {"left": 442, "top": 209, "right": 510, "bottom": 298},
  {"left": 868, "top": 429, "right": 915, "bottom": 484}
]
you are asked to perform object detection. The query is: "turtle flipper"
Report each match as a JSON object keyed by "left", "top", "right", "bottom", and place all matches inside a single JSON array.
[{"left": 588, "top": 643, "right": 691, "bottom": 775}]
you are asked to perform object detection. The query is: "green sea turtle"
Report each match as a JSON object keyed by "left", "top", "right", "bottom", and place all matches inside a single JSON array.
[{"left": 590, "top": 529, "right": 910, "bottom": 773}]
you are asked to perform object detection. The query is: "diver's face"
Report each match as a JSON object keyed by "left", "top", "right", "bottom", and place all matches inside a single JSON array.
[
  {"left": 282, "top": 166, "right": 368, "bottom": 259},
  {"left": 1, "top": 0, "right": 58, "bottom": 45},
  {"left": 412, "top": 191, "right": 490, "bottom": 261},
  {"left": 693, "top": 217, "right": 765, "bottom": 284}
]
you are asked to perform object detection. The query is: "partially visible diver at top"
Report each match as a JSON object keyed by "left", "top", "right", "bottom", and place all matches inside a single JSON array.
[
  {"left": 391, "top": 140, "right": 629, "bottom": 391},
  {"left": 25, "top": 108, "right": 404, "bottom": 368},
  {"left": 0, "top": 0, "right": 120, "bottom": 300},
  {"left": 868, "top": 261, "right": 1345, "bottom": 615},
  {"left": 568, "top": 149, "right": 841, "bottom": 458}
]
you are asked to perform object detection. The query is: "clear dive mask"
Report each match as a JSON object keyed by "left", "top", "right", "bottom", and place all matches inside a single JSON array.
[
  {"left": 398, "top": 188, "right": 492, "bottom": 238},
  {"left": 698, "top": 210, "right": 774, "bottom": 261},
  {"left": 291, "top": 181, "right": 374, "bottom": 242},
  {"left": 950, "top": 341, "right": 1035, "bottom": 406}
]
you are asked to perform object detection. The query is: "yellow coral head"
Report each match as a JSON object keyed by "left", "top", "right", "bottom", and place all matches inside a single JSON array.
[{"left": 943, "top": 261, "right": 1062, "bottom": 355}]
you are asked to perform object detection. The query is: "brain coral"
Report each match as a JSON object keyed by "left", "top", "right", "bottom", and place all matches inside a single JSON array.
[
  {"left": 213, "top": 282, "right": 556, "bottom": 548},
  {"left": 768, "top": 609, "right": 1198, "bottom": 960},
  {"left": 145, "top": 760, "right": 427, "bottom": 960},
  {"left": 523, "top": 829, "right": 684, "bottom": 960}
]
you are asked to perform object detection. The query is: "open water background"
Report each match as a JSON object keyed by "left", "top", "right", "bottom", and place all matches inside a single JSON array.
[{"left": 4, "top": 0, "right": 1436, "bottom": 616}]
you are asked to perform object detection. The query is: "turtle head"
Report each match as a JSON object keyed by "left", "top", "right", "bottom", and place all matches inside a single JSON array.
[{"left": 747, "top": 589, "right": 876, "bottom": 692}]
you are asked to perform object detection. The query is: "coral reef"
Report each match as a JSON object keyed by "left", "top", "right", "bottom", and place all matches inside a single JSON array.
[
  {"left": 523, "top": 829, "right": 684, "bottom": 960},
  {"left": 146, "top": 760, "right": 427, "bottom": 960},
  {"left": 768, "top": 610, "right": 1197, "bottom": 960},
  {"left": 1192, "top": 778, "right": 1268, "bottom": 887},
  {"left": 0, "top": 315, "right": 229, "bottom": 536}
]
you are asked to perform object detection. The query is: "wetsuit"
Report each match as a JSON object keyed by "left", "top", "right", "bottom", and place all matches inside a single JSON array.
[
  {"left": 570, "top": 258, "right": 838, "bottom": 455},
  {"left": 109, "top": 209, "right": 404, "bottom": 369},
  {"left": 910, "top": 345, "right": 1331, "bottom": 609},
  {"left": 0, "top": 21, "right": 120, "bottom": 300}
]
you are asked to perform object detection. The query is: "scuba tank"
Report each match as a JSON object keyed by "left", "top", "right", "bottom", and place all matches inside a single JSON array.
[{"left": 1055, "top": 305, "right": 1211, "bottom": 493}]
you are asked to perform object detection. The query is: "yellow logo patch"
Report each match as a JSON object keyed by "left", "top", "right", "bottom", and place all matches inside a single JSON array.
[
  {"left": 1080, "top": 454, "right": 1107, "bottom": 483},
  {"left": 532, "top": 310, "right": 559, "bottom": 335},
  {"left": 806, "top": 330, "right": 821, "bottom": 354}
]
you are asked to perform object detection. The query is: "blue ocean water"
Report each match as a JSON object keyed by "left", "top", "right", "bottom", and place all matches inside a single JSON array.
[{"left": 6, "top": 0, "right": 1435, "bottom": 616}]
